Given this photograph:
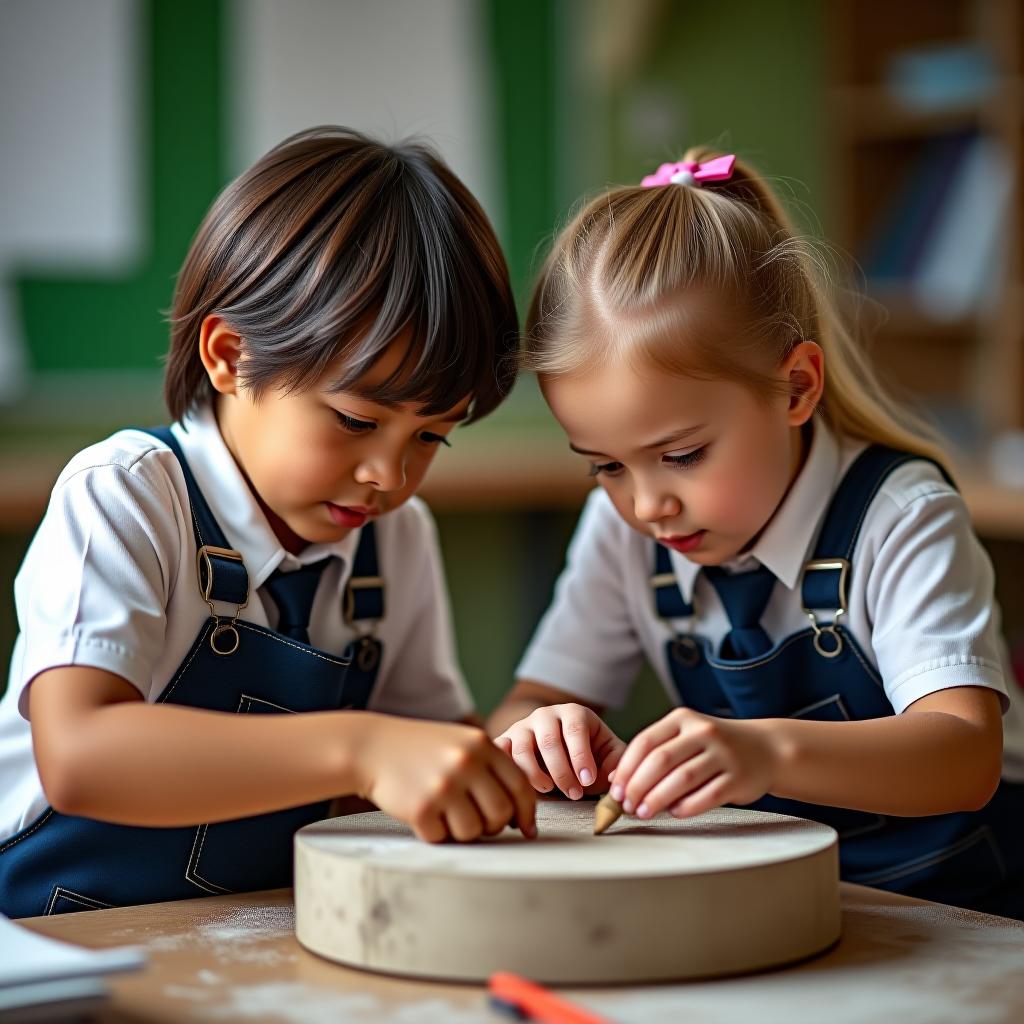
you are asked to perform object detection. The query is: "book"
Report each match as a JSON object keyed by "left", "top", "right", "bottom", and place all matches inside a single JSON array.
[
  {"left": 911, "top": 133, "right": 1012, "bottom": 320},
  {"left": 862, "top": 131, "right": 973, "bottom": 283}
]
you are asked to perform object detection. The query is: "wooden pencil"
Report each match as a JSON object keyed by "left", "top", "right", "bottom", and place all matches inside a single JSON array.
[{"left": 593, "top": 793, "right": 623, "bottom": 835}]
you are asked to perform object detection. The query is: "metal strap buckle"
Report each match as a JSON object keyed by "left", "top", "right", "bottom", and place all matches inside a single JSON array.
[
  {"left": 343, "top": 575, "right": 385, "bottom": 624},
  {"left": 650, "top": 572, "right": 677, "bottom": 589},
  {"left": 802, "top": 558, "right": 849, "bottom": 659},
  {"left": 195, "top": 545, "right": 249, "bottom": 655},
  {"left": 650, "top": 569, "right": 701, "bottom": 666}
]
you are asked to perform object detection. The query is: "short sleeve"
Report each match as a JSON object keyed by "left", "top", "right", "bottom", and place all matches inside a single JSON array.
[
  {"left": 865, "top": 480, "right": 1009, "bottom": 714},
  {"left": 368, "top": 500, "right": 474, "bottom": 721},
  {"left": 515, "top": 490, "right": 645, "bottom": 709},
  {"left": 10, "top": 455, "right": 180, "bottom": 718}
]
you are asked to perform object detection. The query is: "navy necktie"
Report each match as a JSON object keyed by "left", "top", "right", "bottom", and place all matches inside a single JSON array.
[
  {"left": 263, "top": 557, "right": 333, "bottom": 645},
  {"left": 704, "top": 564, "right": 776, "bottom": 660}
]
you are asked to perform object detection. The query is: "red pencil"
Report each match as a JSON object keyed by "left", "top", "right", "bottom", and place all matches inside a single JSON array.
[{"left": 488, "top": 972, "right": 611, "bottom": 1024}]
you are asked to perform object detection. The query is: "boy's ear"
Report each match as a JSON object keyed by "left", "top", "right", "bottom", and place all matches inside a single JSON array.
[
  {"left": 199, "top": 316, "right": 243, "bottom": 396},
  {"left": 783, "top": 340, "right": 825, "bottom": 427}
]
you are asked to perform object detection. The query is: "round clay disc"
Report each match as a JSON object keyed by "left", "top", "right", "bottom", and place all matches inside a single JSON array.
[{"left": 294, "top": 801, "right": 840, "bottom": 984}]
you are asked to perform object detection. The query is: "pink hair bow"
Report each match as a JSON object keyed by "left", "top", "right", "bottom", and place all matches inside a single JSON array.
[{"left": 640, "top": 154, "right": 736, "bottom": 188}]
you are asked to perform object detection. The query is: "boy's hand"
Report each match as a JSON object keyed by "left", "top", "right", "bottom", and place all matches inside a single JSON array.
[
  {"left": 494, "top": 703, "right": 626, "bottom": 799},
  {"left": 354, "top": 717, "right": 536, "bottom": 843},
  {"left": 610, "top": 708, "right": 780, "bottom": 820}
]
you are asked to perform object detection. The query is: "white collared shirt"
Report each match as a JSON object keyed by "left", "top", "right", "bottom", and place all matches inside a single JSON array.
[
  {"left": 0, "top": 403, "right": 472, "bottom": 838},
  {"left": 517, "top": 420, "right": 1024, "bottom": 780}
]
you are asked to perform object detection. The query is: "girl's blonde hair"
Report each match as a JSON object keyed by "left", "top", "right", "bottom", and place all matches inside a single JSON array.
[{"left": 526, "top": 146, "right": 950, "bottom": 473}]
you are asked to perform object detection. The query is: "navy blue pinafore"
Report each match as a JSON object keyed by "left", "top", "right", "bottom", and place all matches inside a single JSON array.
[
  {"left": 0, "top": 428, "right": 384, "bottom": 917},
  {"left": 656, "top": 446, "right": 1024, "bottom": 918}
]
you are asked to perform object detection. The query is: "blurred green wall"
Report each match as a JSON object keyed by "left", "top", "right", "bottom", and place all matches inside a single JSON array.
[
  {"left": 603, "top": 0, "right": 826, "bottom": 232},
  {"left": 2, "top": 0, "right": 827, "bottom": 741}
]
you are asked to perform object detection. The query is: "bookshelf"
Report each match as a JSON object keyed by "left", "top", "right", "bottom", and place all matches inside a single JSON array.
[{"left": 828, "top": 0, "right": 1024, "bottom": 437}]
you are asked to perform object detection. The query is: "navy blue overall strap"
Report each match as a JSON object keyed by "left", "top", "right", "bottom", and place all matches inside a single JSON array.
[
  {"left": 138, "top": 426, "right": 249, "bottom": 608},
  {"left": 801, "top": 445, "right": 954, "bottom": 612},
  {"left": 344, "top": 522, "right": 384, "bottom": 624},
  {"left": 341, "top": 522, "right": 385, "bottom": 686},
  {"left": 653, "top": 543, "right": 694, "bottom": 619}
]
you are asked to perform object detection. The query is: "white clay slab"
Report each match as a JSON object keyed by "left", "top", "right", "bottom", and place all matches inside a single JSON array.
[{"left": 294, "top": 802, "right": 840, "bottom": 984}]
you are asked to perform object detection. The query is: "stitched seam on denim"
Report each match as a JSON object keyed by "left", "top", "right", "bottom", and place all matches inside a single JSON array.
[
  {"left": 185, "top": 824, "right": 231, "bottom": 895},
  {"left": 235, "top": 621, "right": 349, "bottom": 665},
  {"left": 46, "top": 885, "right": 113, "bottom": 915},
  {"left": 843, "top": 631, "right": 885, "bottom": 688},
  {"left": 191, "top": 824, "right": 232, "bottom": 894},
  {"left": 185, "top": 825, "right": 206, "bottom": 889},
  {"left": 238, "top": 693, "right": 296, "bottom": 714},
  {"left": 704, "top": 631, "right": 808, "bottom": 671},
  {"left": 790, "top": 694, "right": 850, "bottom": 720},
  {"left": 161, "top": 620, "right": 348, "bottom": 709},
  {"left": 0, "top": 809, "right": 54, "bottom": 854},
  {"left": 153, "top": 438, "right": 209, "bottom": 551},
  {"left": 849, "top": 826, "right": 1000, "bottom": 885},
  {"left": 189, "top": 825, "right": 223, "bottom": 893},
  {"left": 158, "top": 622, "right": 213, "bottom": 704},
  {"left": 184, "top": 693, "right": 297, "bottom": 896},
  {"left": 687, "top": 627, "right": 887, "bottom": 697},
  {"left": 187, "top": 490, "right": 207, "bottom": 550}
]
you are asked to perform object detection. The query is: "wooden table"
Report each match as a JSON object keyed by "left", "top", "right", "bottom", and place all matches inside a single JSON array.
[{"left": 17, "top": 884, "right": 1024, "bottom": 1023}]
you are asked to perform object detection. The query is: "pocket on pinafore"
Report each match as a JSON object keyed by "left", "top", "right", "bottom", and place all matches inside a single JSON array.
[{"left": 184, "top": 695, "right": 330, "bottom": 896}]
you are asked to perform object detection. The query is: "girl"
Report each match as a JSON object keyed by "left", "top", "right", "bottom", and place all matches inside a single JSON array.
[
  {"left": 0, "top": 126, "right": 535, "bottom": 919},
  {"left": 490, "top": 149, "right": 1024, "bottom": 918}
]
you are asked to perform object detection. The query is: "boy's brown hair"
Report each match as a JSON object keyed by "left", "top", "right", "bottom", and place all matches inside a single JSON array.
[{"left": 166, "top": 126, "right": 518, "bottom": 423}]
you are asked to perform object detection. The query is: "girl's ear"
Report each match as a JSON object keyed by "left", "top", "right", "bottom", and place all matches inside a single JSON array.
[
  {"left": 782, "top": 341, "right": 824, "bottom": 427},
  {"left": 199, "top": 316, "right": 243, "bottom": 395}
]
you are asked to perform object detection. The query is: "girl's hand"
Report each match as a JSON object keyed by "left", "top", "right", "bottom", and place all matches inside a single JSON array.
[
  {"left": 610, "top": 709, "right": 780, "bottom": 820},
  {"left": 354, "top": 716, "right": 537, "bottom": 843},
  {"left": 494, "top": 704, "right": 626, "bottom": 799}
]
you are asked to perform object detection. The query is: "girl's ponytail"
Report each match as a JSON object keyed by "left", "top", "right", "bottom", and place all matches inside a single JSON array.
[{"left": 527, "top": 147, "right": 952, "bottom": 475}]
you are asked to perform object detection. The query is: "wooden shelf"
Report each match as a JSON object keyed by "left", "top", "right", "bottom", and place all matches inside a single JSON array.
[
  {"left": 830, "top": 0, "right": 1024, "bottom": 438},
  {"left": 831, "top": 84, "right": 1006, "bottom": 142}
]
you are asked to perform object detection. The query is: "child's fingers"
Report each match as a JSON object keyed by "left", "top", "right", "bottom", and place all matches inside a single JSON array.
[
  {"left": 536, "top": 727, "right": 584, "bottom": 799},
  {"left": 633, "top": 752, "right": 719, "bottom": 819},
  {"left": 411, "top": 808, "right": 448, "bottom": 844},
  {"left": 491, "top": 749, "right": 538, "bottom": 839},
  {"left": 592, "top": 724, "right": 626, "bottom": 775},
  {"left": 620, "top": 739, "right": 693, "bottom": 812},
  {"left": 443, "top": 791, "right": 486, "bottom": 843},
  {"left": 611, "top": 715, "right": 690, "bottom": 800},
  {"left": 560, "top": 707, "right": 600, "bottom": 787},
  {"left": 602, "top": 745, "right": 626, "bottom": 780},
  {"left": 494, "top": 735, "right": 513, "bottom": 758},
  {"left": 506, "top": 733, "right": 555, "bottom": 793},
  {"left": 669, "top": 772, "right": 730, "bottom": 819},
  {"left": 467, "top": 773, "right": 516, "bottom": 836}
]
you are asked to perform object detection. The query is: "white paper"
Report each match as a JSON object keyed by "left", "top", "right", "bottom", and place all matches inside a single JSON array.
[{"left": 0, "top": 913, "right": 145, "bottom": 989}]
